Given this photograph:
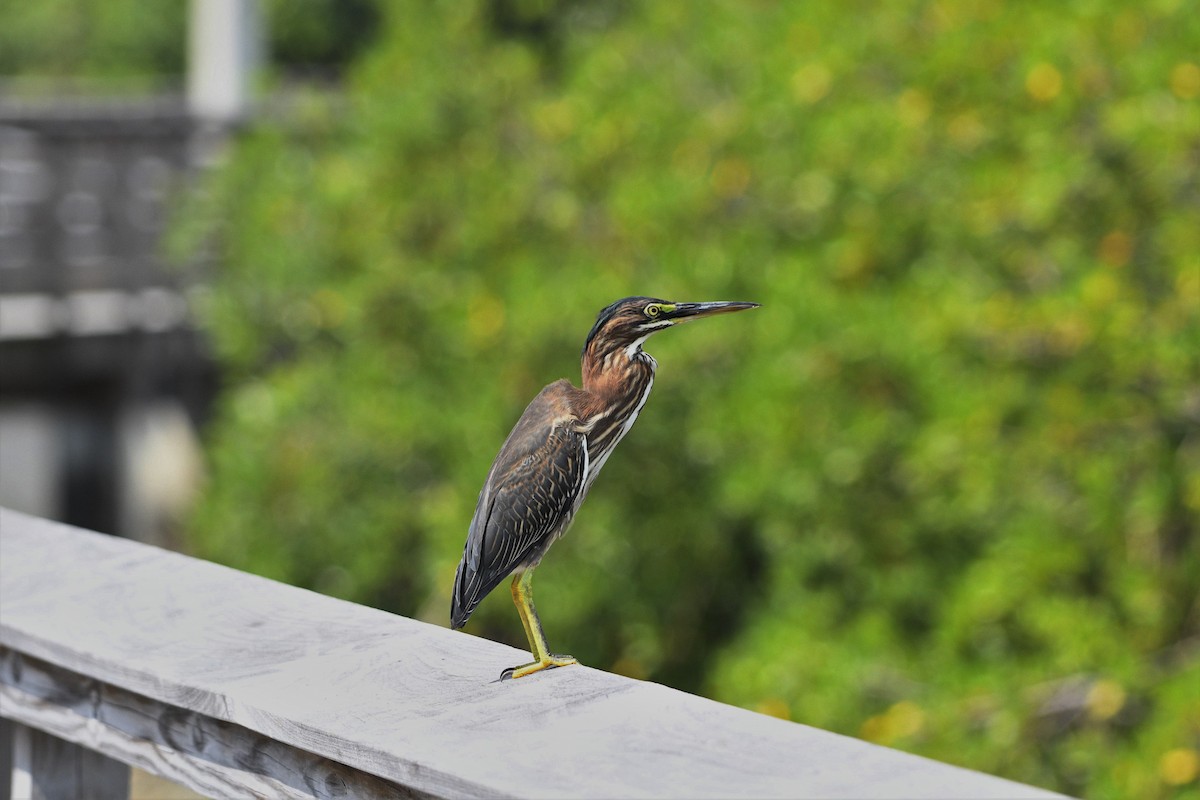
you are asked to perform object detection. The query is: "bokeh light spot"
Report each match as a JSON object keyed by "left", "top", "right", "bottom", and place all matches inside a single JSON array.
[
  {"left": 897, "top": 88, "right": 932, "bottom": 128},
  {"left": 1085, "top": 679, "right": 1127, "bottom": 721},
  {"left": 1026, "top": 63, "right": 1063, "bottom": 102},
  {"left": 791, "top": 62, "right": 832, "bottom": 105},
  {"left": 1171, "top": 62, "right": 1200, "bottom": 100},
  {"left": 1160, "top": 748, "right": 1200, "bottom": 786},
  {"left": 467, "top": 292, "right": 506, "bottom": 344}
]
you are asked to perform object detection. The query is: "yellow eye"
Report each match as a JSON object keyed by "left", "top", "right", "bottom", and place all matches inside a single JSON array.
[{"left": 645, "top": 304, "right": 661, "bottom": 318}]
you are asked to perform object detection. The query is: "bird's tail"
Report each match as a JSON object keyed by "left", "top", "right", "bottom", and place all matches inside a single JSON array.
[{"left": 450, "top": 556, "right": 475, "bottom": 629}]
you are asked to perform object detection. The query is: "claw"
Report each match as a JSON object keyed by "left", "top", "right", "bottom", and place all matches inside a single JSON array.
[{"left": 499, "top": 654, "right": 577, "bottom": 681}]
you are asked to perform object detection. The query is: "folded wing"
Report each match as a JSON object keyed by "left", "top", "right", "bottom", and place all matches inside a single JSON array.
[{"left": 451, "top": 386, "right": 587, "bottom": 629}]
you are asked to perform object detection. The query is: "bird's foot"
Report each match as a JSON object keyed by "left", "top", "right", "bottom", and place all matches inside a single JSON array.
[{"left": 499, "top": 654, "right": 577, "bottom": 681}]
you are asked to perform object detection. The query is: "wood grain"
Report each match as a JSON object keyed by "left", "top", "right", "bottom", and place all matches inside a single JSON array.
[
  {"left": 0, "top": 650, "right": 417, "bottom": 800},
  {"left": 0, "top": 508, "right": 1069, "bottom": 799}
]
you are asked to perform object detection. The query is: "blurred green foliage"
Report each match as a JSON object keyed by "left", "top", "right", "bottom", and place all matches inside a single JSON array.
[
  {"left": 0, "top": 0, "right": 379, "bottom": 86},
  {"left": 171, "top": 1, "right": 1197, "bottom": 797},
  {"left": 0, "top": 0, "right": 186, "bottom": 87}
]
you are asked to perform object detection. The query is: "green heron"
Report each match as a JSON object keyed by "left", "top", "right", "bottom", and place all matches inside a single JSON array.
[{"left": 451, "top": 296, "right": 759, "bottom": 679}]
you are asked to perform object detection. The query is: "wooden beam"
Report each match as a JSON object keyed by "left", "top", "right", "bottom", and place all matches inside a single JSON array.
[
  {"left": 0, "top": 509, "right": 1069, "bottom": 799},
  {"left": 0, "top": 651, "right": 413, "bottom": 800}
]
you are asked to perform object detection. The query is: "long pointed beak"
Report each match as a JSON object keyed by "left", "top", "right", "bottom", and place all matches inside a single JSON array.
[{"left": 664, "top": 301, "right": 761, "bottom": 323}]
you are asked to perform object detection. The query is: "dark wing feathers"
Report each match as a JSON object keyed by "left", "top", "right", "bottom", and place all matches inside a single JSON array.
[{"left": 451, "top": 386, "right": 586, "bottom": 629}]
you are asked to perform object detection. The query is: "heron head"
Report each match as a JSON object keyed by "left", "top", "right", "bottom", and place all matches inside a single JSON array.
[{"left": 582, "top": 296, "right": 760, "bottom": 359}]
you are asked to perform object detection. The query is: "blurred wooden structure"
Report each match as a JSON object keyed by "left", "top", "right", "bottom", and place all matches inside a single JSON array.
[
  {"left": 0, "top": 508, "right": 1067, "bottom": 799},
  {"left": 0, "top": 99, "right": 213, "bottom": 385},
  {"left": 0, "top": 97, "right": 216, "bottom": 541},
  {"left": 0, "top": 0, "right": 254, "bottom": 539}
]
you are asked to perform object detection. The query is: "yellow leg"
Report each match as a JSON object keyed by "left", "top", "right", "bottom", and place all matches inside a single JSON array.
[{"left": 501, "top": 568, "right": 577, "bottom": 680}]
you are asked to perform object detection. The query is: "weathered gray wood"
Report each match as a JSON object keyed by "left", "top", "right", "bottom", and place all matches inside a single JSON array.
[
  {"left": 0, "top": 650, "right": 416, "bottom": 800},
  {"left": 9, "top": 722, "right": 129, "bottom": 800},
  {"left": 0, "top": 508, "right": 1069, "bottom": 799}
]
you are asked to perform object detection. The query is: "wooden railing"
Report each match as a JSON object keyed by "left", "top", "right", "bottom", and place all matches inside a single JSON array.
[{"left": 0, "top": 508, "right": 1066, "bottom": 799}]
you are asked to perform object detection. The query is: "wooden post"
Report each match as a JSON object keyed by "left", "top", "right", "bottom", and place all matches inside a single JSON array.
[
  {"left": 0, "top": 719, "right": 11, "bottom": 800},
  {"left": 7, "top": 722, "right": 129, "bottom": 800},
  {"left": 187, "top": 0, "right": 263, "bottom": 122}
]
